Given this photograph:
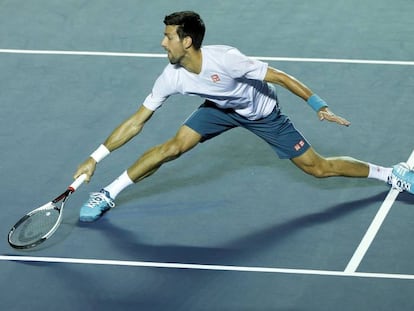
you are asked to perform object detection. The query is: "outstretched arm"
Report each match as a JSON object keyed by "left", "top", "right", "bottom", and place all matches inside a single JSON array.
[
  {"left": 264, "top": 66, "right": 350, "bottom": 126},
  {"left": 102, "top": 105, "right": 154, "bottom": 151},
  {"left": 74, "top": 105, "right": 154, "bottom": 182}
]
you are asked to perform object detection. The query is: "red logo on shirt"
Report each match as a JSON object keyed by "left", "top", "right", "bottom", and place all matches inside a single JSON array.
[{"left": 211, "top": 74, "right": 220, "bottom": 83}]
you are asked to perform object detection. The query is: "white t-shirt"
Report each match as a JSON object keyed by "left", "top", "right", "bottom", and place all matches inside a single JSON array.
[{"left": 143, "top": 45, "right": 277, "bottom": 120}]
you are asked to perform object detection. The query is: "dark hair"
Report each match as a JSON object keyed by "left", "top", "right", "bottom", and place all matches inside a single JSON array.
[{"left": 163, "top": 11, "right": 205, "bottom": 50}]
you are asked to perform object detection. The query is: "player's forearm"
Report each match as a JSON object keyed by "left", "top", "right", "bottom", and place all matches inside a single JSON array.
[
  {"left": 86, "top": 122, "right": 140, "bottom": 165},
  {"left": 281, "top": 75, "right": 313, "bottom": 101},
  {"left": 103, "top": 117, "right": 144, "bottom": 151},
  {"left": 103, "top": 105, "right": 154, "bottom": 152},
  {"left": 86, "top": 119, "right": 143, "bottom": 165},
  {"left": 264, "top": 67, "right": 312, "bottom": 100}
]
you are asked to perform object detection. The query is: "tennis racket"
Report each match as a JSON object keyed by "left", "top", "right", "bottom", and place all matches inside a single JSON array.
[{"left": 8, "top": 174, "right": 87, "bottom": 249}]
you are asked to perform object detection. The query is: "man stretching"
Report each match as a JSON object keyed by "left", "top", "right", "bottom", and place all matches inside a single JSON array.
[{"left": 74, "top": 11, "right": 413, "bottom": 222}]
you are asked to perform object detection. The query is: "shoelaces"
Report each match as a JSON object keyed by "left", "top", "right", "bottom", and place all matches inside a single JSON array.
[{"left": 86, "top": 192, "right": 115, "bottom": 209}]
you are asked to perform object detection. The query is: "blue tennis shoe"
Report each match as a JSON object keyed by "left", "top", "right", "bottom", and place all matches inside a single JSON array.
[
  {"left": 79, "top": 189, "right": 115, "bottom": 222},
  {"left": 390, "top": 162, "right": 414, "bottom": 194}
]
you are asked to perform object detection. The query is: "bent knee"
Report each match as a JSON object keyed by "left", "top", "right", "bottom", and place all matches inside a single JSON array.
[
  {"left": 306, "top": 165, "right": 329, "bottom": 178},
  {"left": 294, "top": 158, "right": 333, "bottom": 178},
  {"left": 292, "top": 148, "right": 337, "bottom": 178},
  {"left": 298, "top": 163, "right": 324, "bottom": 178},
  {"left": 158, "top": 138, "right": 189, "bottom": 160}
]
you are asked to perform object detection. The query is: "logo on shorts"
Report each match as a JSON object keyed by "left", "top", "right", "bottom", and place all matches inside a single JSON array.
[
  {"left": 211, "top": 74, "right": 221, "bottom": 83},
  {"left": 294, "top": 140, "right": 305, "bottom": 151}
]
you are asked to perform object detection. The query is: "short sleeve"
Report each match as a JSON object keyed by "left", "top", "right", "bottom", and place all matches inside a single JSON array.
[
  {"left": 143, "top": 65, "right": 178, "bottom": 111},
  {"left": 224, "top": 48, "right": 268, "bottom": 80}
]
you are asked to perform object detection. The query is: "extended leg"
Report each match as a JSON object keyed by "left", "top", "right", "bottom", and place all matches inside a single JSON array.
[
  {"left": 291, "top": 147, "right": 390, "bottom": 179},
  {"left": 127, "top": 125, "right": 202, "bottom": 182},
  {"left": 79, "top": 125, "right": 201, "bottom": 222}
]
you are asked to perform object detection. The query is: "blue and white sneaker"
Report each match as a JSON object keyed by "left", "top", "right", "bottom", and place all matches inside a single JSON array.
[
  {"left": 390, "top": 162, "right": 414, "bottom": 194},
  {"left": 79, "top": 189, "right": 115, "bottom": 222}
]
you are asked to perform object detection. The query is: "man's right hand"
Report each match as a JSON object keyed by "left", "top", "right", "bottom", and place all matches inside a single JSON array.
[{"left": 73, "top": 157, "right": 97, "bottom": 183}]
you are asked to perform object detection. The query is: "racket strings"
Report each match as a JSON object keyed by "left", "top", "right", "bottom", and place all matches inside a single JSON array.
[{"left": 9, "top": 206, "right": 61, "bottom": 246}]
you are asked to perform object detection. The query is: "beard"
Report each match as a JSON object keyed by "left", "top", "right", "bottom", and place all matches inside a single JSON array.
[{"left": 167, "top": 51, "right": 184, "bottom": 65}]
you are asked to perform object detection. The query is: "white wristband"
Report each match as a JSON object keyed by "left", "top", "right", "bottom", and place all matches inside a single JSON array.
[{"left": 90, "top": 144, "right": 110, "bottom": 163}]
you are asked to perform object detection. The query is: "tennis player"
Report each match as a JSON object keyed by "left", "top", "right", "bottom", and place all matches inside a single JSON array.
[{"left": 74, "top": 11, "right": 413, "bottom": 222}]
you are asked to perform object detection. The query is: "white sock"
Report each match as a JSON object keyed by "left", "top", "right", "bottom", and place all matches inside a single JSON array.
[
  {"left": 367, "top": 163, "right": 392, "bottom": 183},
  {"left": 103, "top": 170, "right": 134, "bottom": 199}
]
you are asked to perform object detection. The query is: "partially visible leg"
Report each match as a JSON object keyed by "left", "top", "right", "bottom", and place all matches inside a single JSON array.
[
  {"left": 291, "top": 147, "right": 391, "bottom": 181},
  {"left": 127, "top": 125, "right": 201, "bottom": 182},
  {"left": 237, "top": 107, "right": 391, "bottom": 181},
  {"left": 240, "top": 107, "right": 392, "bottom": 182},
  {"left": 106, "top": 125, "right": 202, "bottom": 197}
]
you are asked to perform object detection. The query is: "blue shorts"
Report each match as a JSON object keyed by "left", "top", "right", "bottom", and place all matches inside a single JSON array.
[{"left": 184, "top": 101, "right": 310, "bottom": 159}]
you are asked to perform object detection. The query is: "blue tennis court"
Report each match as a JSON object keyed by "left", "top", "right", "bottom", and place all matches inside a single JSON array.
[{"left": 1, "top": 1, "right": 414, "bottom": 310}]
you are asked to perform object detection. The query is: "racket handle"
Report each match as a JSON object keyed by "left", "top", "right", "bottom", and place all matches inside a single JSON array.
[{"left": 69, "top": 174, "right": 87, "bottom": 192}]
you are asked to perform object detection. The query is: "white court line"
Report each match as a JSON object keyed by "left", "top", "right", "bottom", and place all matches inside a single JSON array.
[
  {"left": 0, "top": 48, "right": 166, "bottom": 58},
  {"left": 345, "top": 150, "right": 414, "bottom": 273},
  {"left": 1, "top": 255, "right": 414, "bottom": 280},
  {"left": 253, "top": 56, "right": 414, "bottom": 66},
  {"left": 0, "top": 48, "right": 413, "bottom": 66}
]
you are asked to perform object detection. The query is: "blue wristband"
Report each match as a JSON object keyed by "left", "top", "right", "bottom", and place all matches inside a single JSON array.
[{"left": 307, "top": 94, "right": 328, "bottom": 112}]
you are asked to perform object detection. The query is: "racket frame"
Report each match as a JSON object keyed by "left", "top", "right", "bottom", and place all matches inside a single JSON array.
[{"left": 7, "top": 174, "right": 86, "bottom": 249}]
